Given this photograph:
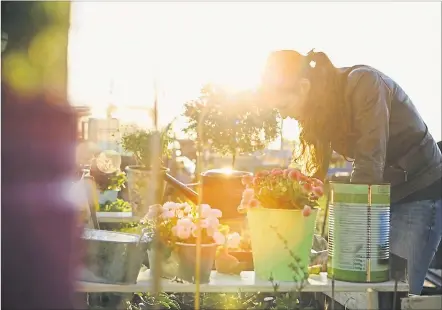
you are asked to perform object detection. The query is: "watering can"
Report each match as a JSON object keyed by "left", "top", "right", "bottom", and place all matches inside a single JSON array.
[{"left": 164, "top": 169, "right": 253, "bottom": 221}]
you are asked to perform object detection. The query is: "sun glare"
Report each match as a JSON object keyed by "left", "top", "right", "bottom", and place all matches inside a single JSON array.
[{"left": 68, "top": 2, "right": 441, "bottom": 141}]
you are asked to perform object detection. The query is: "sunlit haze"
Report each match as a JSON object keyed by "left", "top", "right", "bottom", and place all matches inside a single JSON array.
[{"left": 68, "top": 2, "right": 441, "bottom": 142}]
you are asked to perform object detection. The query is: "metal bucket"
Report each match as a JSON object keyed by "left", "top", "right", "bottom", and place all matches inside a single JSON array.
[
  {"left": 327, "top": 182, "right": 390, "bottom": 283},
  {"left": 80, "top": 229, "right": 149, "bottom": 284}
]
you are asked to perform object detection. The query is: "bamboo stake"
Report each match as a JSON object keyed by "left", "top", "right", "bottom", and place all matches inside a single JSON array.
[
  {"left": 194, "top": 105, "right": 208, "bottom": 310},
  {"left": 151, "top": 77, "right": 162, "bottom": 308}
]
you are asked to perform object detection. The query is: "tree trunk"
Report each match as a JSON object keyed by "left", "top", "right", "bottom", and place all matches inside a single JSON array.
[{"left": 231, "top": 152, "right": 236, "bottom": 169}]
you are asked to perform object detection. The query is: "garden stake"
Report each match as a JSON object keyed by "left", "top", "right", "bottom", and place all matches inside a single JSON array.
[
  {"left": 150, "top": 78, "right": 162, "bottom": 309},
  {"left": 194, "top": 102, "right": 209, "bottom": 310}
]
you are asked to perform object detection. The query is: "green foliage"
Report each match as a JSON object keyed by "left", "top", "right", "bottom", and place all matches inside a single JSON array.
[
  {"left": 121, "top": 123, "right": 174, "bottom": 168},
  {"left": 107, "top": 171, "right": 127, "bottom": 191},
  {"left": 127, "top": 292, "right": 180, "bottom": 310},
  {"left": 183, "top": 84, "right": 280, "bottom": 163},
  {"left": 99, "top": 199, "right": 131, "bottom": 212}
]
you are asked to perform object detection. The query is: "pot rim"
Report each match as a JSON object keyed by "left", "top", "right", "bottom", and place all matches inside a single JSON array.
[
  {"left": 201, "top": 169, "right": 253, "bottom": 178},
  {"left": 125, "top": 165, "right": 169, "bottom": 172},
  {"left": 248, "top": 207, "right": 320, "bottom": 213},
  {"left": 175, "top": 242, "right": 219, "bottom": 247},
  {"left": 82, "top": 228, "right": 148, "bottom": 243}
]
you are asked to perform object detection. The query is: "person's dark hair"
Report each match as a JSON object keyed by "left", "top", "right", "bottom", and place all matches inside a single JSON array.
[{"left": 265, "top": 49, "right": 348, "bottom": 175}]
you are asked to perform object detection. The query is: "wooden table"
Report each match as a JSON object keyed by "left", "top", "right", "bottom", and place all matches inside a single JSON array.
[
  {"left": 78, "top": 270, "right": 408, "bottom": 309},
  {"left": 96, "top": 212, "right": 139, "bottom": 223}
]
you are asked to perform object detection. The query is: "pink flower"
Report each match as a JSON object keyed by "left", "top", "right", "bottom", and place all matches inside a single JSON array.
[
  {"left": 283, "top": 169, "right": 290, "bottom": 178},
  {"left": 256, "top": 170, "right": 270, "bottom": 178},
  {"left": 310, "top": 178, "right": 324, "bottom": 187},
  {"left": 200, "top": 204, "right": 212, "bottom": 218},
  {"left": 271, "top": 168, "right": 283, "bottom": 176},
  {"left": 302, "top": 182, "right": 313, "bottom": 194},
  {"left": 288, "top": 169, "right": 302, "bottom": 181},
  {"left": 213, "top": 231, "right": 226, "bottom": 245},
  {"left": 312, "top": 186, "right": 324, "bottom": 198},
  {"left": 302, "top": 205, "right": 312, "bottom": 217}
]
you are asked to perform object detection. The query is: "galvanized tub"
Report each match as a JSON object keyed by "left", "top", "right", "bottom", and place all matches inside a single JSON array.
[
  {"left": 80, "top": 229, "right": 149, "bottom": 284},
  {"left": 327, "top": 182, "right": 390, "bottom": 283}
]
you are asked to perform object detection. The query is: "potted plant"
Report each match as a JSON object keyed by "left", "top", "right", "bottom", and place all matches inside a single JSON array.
[
  {"left": 121, "top": 124, "right": 174, "bottom": 216},
  {"left": 238, "top": 168, "right": 324, "bottom": 282},
  {"left": 183, "top": 84, "right": 279, "bottom": 169},
  {"left": 141, "top": 201, "right": 228, "bottom": 283},
  {"left": 182, "top": 85, "right": 279, "bottom": 221},
  {"left": 96, "top": 170, "right": 127, "bottom": 204}
]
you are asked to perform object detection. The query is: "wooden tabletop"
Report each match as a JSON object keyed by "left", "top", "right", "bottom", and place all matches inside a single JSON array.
[{"left": 77, "top": 269, "right": 409, "bottom": 293}]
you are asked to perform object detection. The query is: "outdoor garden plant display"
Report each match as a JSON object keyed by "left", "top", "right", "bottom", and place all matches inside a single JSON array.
[
  {"left": 121, "top": 124, "right": 174, "bottom": 215},
  {"left": 238, "top": 168, "right": 324, "bottom": 281},
  {"left": 182, "top": 85, "right": 279, "bottom": 220},
  {"left": 140, "top": 201, "right": 231, "bottom": 283}
]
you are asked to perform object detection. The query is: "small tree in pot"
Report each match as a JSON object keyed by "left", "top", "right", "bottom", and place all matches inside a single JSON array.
[
  {"left": 183, "top": 84, "right": 280, "bottom": 169},
  {"left": 182, "top": 84, "right": 280, "bottom": 222},
  {"left": 121, "top": 124, "right": 174, "bottom": 215}
]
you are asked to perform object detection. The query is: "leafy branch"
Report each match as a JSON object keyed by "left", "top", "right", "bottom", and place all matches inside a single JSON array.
[{"left": 183, "top": 84, "right": 280, "bottom": 168}]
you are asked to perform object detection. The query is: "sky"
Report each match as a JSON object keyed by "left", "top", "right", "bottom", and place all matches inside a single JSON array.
[{"left": 68, "top": 2, "right": 441, "bottom": 141}]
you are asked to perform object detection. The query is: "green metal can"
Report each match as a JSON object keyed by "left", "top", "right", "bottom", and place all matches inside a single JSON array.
[{"left": 327, "top": 182, "right": 390, "bottom": 283}]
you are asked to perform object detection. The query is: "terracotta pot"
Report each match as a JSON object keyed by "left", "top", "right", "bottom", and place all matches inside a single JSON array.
[{"left": 201, "top": 169, "right": 252, "bottom": 220}]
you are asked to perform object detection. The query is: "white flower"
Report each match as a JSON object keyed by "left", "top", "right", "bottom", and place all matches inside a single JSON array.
[
  {"left": 163, "top": 201, "right": 181, "bottom": 210},
  {"left": 182, "top": 203, "right": 193, "bottom": 214},
  {"left": 213, "top": 231, "right": 226, "bottom": 245},
  {"left": 177, "top": 217, "right": 194, "bottom": 227},
  {"left": 161, "top": 209, "right": 175, "bottom": 219},
  {"left": 200, "top": 219, "right": 210, "bottom": 229},
  {"left": 205, "top": 216, "right": 220, "bottom": 229},
  {"left": 176, "top": 209, "right": 184, "bottom": 219},
  {"left": 200, "top": 204, "right": 212, "bottom": 218},
  {"left": 176, "top": 225, "right": 192, "bottom": 240},
  {"left": 210, "top": 208, "right": 223, "bottom": 218},
  {"left": 226, "top": 232, "right": 241, "bottom": 249}
]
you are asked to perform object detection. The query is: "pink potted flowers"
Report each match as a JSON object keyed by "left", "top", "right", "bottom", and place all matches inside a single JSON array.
[
  {"left": 237, "top": 168, "right": 324, "bottom": 281},
  {"left": 141, "top": 202, "right": 228, "bottom": 283}
]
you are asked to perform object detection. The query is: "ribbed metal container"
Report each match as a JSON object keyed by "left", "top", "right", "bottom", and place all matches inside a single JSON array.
[{"left": 327, "top": 182, "right": 390, "bottom": 283}]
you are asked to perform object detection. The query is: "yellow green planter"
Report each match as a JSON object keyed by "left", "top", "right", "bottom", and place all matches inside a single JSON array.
[{"left": 247, "top": 208, "right": 318, "bottom": 282}]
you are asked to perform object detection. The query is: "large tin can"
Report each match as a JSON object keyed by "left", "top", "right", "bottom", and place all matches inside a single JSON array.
[{"left": 327, "top": 182, "right": 390, "bottom": 282}]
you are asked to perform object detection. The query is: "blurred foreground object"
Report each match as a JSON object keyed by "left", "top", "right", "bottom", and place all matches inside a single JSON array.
[
  {"left": 1, "top": 1, "right": 82, "bottom": 309},
  {"left": 2, "top": 85, "right": 83, "bottom": 309}
]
